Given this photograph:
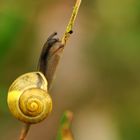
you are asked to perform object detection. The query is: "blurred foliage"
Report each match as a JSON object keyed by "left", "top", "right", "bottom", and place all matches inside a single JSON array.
[
  {"left": 0, "top": 10, "right": 25, "bottom": 60},
  {"left": 56, "top": 111, "right": 74, "bottom": 140},
  {"left": 85, "top": 0, "right": 140, "bottom": 140}
]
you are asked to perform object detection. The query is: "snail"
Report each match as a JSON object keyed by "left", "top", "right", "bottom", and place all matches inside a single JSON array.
[
  {"left": 7, "top": 32, "right": 63, "bottom": 124},
  {"left": 7, "top": 31, "right": 72, "bottom": 124},
  {"left": 7, "top": 72, "right": 52, "bottom": 124}
]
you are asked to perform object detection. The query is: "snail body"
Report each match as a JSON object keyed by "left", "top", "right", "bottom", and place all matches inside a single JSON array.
[
  {"left": 38, "top": 32, "right": 64, "bottom": 88},
  {"left": 7, "top": 72, "right": 52, "bottom": 124}
]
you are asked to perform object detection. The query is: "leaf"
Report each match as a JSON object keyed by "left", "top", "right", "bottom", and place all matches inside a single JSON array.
[{"left": 56, "top": 111, "right": 74, "bottom": 140}]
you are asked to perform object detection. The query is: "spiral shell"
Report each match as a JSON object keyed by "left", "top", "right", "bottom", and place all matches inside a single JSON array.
[{"left": 7, "top": 72, "right": 52, "bottom": 124}]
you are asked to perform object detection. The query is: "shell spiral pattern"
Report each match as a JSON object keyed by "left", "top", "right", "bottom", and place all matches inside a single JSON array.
[{"left": 7, "top": 72, "right": 52, "bottom": 124}]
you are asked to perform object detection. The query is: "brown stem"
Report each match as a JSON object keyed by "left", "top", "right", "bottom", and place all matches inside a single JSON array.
[{"left": 19, "top": 124, "right": 31, "bottom": 140}]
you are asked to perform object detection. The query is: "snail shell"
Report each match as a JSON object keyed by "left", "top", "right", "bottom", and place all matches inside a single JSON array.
[{"left": 7, "top": 72, "right": 52, "bottom": 124}]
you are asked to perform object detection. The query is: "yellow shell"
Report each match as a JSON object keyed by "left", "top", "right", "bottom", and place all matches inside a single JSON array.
[{"left": 7, "top": 72, "right": 52, "bottom": 124}]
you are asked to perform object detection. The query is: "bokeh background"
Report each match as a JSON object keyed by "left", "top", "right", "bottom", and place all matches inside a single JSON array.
[{"left": 0, "top": 0, "right": 140, "bottom": 140}]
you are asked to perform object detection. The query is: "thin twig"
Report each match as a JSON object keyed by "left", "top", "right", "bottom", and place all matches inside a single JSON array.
[
  {"left": 18, "top": 0, "right": 81, "bottom": 139},
  {"left": 62, "top": 0, "right": 81, "bottom": 45},
  {"left": 19, "top": 124, "right": 30, "bottom": 140}
]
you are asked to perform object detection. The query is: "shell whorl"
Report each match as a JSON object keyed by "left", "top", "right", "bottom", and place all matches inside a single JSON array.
[{"left": 7, "top": 72, "right": 52, "bottom": 124}]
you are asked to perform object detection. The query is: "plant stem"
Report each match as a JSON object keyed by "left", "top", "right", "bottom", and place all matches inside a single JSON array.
[
  {"left": 62, "top": 0, "right": 81, "bottom": 45},
  {"left": 19, "top": 124, "right": 30, "bottom": 140}
]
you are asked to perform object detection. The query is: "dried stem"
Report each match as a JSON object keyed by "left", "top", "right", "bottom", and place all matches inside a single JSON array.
[
  {"left": 19, "top": 124, "right": 30, "bottom": 140},
  {"left": 62, "top": 0, "right": 81, "bottom": 45},
  {"left": 18, "top": 0, "right": 81, "bottom": 139}
]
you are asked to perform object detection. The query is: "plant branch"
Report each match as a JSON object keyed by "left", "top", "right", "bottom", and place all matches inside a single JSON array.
[
  {"left": 19, "top": 124, "right": 30, "bottom": 140},
  {"left": 62, "top": 0, "right": 81, "bottom": 45}
]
